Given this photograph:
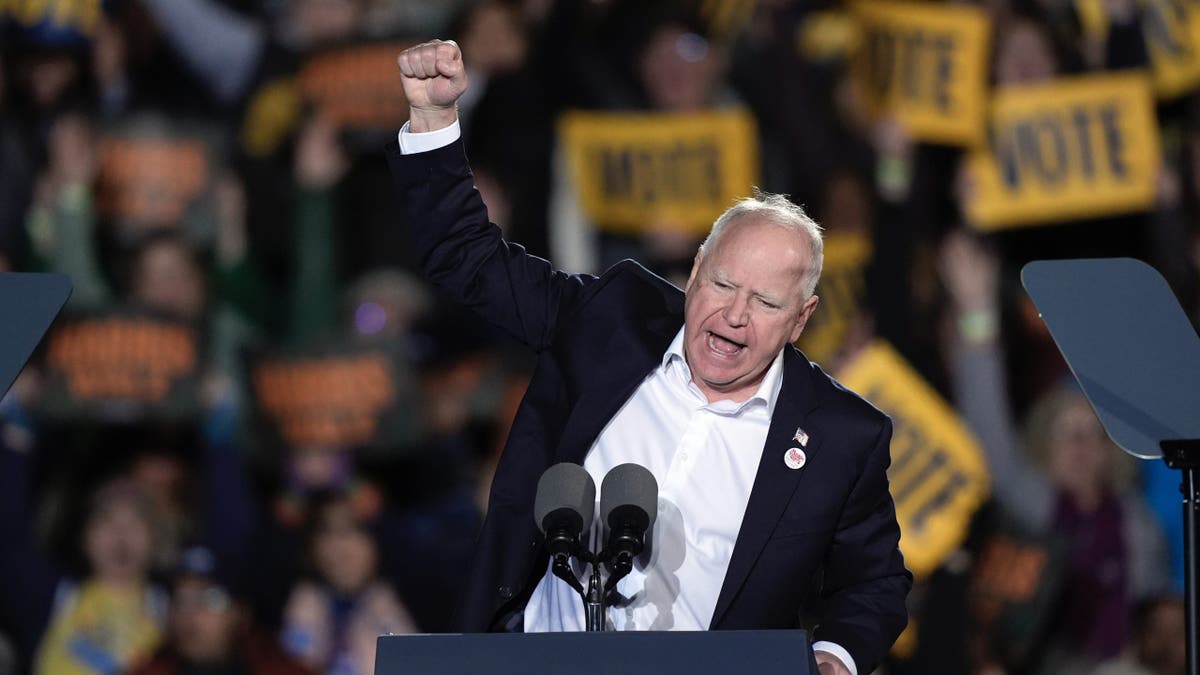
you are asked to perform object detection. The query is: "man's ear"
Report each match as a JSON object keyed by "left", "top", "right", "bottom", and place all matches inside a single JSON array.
[
  {"left": 685, "top": 246, "right": 704, "bottom": 291},
  {"left": 789, "top": 295, "right": 820, "bottom": 343}
]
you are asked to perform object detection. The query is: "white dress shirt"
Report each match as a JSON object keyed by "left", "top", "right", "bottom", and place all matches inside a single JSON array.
[
  {"left": 523, "top": 326, "right": 780, "bottom": 632},
  {"left": 398, "top": 121, "right": 856, "bottom": 675}
]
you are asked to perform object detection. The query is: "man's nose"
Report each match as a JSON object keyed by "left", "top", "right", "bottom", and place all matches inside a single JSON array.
[{"left": 722, "top": 294, "right": 750, "bottom": 327}]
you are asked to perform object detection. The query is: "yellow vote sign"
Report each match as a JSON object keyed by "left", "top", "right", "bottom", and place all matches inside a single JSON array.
[
  {"left": 558, "top": 109, "right": 759, "bottom": 236},
  {"left": 796, "top": 233, "right": 872, "bottom": 365},
  {"left": 838, "top": 341, "right": 990, "bottom": 580},
  {"left": 1142, "top": 0, "right": 1200, "bottom": 98},
  {"left": 965, "top": 72, "right": 1160, "bottom": 230},
  {"left": 1, "top": 0, "right": 101, "bottom": 36},
  {"left": 851, "top": 0, "right": 990, "bottom": 146}
]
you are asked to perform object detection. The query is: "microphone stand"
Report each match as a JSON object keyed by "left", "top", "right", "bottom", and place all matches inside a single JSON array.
[
  {"left": 548, "top": 519, "right": 648, "bottom": 632},
  {"left": 584, "top": 553, "right": 604, "bottom": 632},
  {"left": 549, "top": 546, "right": 608, "bottom": 631}
]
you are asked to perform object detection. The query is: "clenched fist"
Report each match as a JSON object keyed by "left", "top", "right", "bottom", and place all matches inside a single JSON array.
[{"left": 397, "top": 39, "right": 469, "bottom": 133}]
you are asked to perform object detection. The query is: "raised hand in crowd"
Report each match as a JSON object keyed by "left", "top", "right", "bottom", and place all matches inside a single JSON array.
[
  {"left": 294, "top": 114, "right": 349, "bottom": 191},
  {"left": 38, "top": 113, "right": 98, "bottom": 200},
  {"left": 940, "top": 229, "right": 1000, "bottom": 331}
]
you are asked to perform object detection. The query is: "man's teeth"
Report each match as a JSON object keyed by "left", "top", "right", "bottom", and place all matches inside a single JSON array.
[{"left": 708, "top": 332, "right": 743, "bottom": 354}]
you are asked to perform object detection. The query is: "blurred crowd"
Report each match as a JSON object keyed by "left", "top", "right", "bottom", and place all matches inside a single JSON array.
[{"left": 0, "top": 0, "right": 1194, "bottom": 674}]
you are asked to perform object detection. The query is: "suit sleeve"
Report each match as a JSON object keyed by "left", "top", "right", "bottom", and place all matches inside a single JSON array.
[
  {"left": 385, "top": 138, "right": 593, "bottom": 351},
  {"left": 812, "top": 418, "right": 911, "bottom": 674}
]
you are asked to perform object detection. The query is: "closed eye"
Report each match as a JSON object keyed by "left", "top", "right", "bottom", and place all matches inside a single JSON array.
[{"left": 758, "top": 297, "right": 781, "bottom": 309}]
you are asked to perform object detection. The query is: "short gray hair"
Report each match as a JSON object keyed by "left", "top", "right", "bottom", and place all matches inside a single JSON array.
[{"left": 700, "top": 190, "right": 824, "bottom": 298}]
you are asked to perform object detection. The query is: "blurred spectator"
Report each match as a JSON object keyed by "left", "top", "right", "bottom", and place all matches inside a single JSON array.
[
  {"left": 1095, "top": 594, "right": 1187, "bottom": 675},
  {"left": 129, "top": 546, "right": 311, "bottom": 675},
  {"left": 344, "top": 269, "right": 430, "bottom": 343},
  {"left": 25, "top": 112, "right": 110, "bottom": 310},
  {"left": 942, "top": 231, "right": 1171, "bottom": 674},
  {"left": 993, "top": 15, "right": 1062, "bottom": 86},
  {"left": 126, "top": 232, "right": 208, "bottom": 323},
  {"left": 0, "top": 448, "right": 166, "bottom": 674},
  {"left": 280, "top": 491, "right": 416, "bottom": 675}
]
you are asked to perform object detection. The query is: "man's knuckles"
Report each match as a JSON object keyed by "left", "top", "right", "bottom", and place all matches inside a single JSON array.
[{"left": 398, "top": 42, "right": 461, "bottom": 80}]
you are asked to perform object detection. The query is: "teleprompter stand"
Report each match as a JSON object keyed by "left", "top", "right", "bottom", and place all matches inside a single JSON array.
[
  {"left": 375, "top": 629, "right": 818, "bottom": 674},
  {"left": 0, "top": 273, "right": 71, "bottom": 400},
  {"left": 1024, "top": 259, "right": 1200, "bottom": 675}
]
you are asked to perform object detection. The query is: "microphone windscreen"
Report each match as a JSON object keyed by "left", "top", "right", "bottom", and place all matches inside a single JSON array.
[
  {"left": 533, "top": 463, "right": 596, "bottom": 534},
  {"left": 600, "top": 463, "right": 658, "bottom": 530}
]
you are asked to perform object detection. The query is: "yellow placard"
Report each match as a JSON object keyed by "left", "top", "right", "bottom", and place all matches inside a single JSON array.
[
  {"left": 851, "top": 0, "right": 990, "bottom": 146},
  {"left": 558, "top": 109, "right": 760, "bottom": 236},
  {"left": 1142, "top": 0, "right": 1200, "bottom": 98},
  {"left": 965, "top": 72, "right": 1160, "bottom": 230},
  {"left": 837, "top": 340, "right": 990, "bottom": 580},
  {"left": 796, "top": 233, "right": 872, "bottom": 364},
  {"left": 2, "top": 0, "right": 101, "bottom": 36}
]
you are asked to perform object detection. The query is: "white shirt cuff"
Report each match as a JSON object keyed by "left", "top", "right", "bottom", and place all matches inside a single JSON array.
[
  {"left": 813, "top": 641, "right": 857, "bottom": 675},
  {"left": 397, "top": 119, "right": 462, "bottom": 155}
]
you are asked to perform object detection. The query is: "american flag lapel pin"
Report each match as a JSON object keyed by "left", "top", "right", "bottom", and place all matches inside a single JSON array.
[{"left": 792, "top": 427, "right": 809, "bottom": 447}]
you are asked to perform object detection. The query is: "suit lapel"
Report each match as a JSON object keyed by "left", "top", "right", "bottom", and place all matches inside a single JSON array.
[
  {"left": 710, "top": 348, "right": 822, "bottom": 627},
  {"left": 555, "top": 312, "right": 681, "bottom": 464}
]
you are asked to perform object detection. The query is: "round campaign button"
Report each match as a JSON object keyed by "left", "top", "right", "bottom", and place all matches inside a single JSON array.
[{"left": 784, "top": 447, "right": 806, "bottom": 470}]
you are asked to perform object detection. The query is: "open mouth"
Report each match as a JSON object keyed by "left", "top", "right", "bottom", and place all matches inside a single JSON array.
[{"left": 707, "top": 331, "right": 745, "bottom": 356}]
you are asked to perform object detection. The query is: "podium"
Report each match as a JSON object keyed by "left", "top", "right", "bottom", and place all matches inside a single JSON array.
[
  {"left": 375, "top": 630, "right": 818, "bottom": 674},
  {"left": 0, "top": 273, "right": 71, "bottom": 399}
]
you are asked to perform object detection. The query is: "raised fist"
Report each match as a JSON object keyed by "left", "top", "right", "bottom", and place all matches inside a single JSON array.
[{"left": 397, "top": 39, "right": 468, "bottom": 132}]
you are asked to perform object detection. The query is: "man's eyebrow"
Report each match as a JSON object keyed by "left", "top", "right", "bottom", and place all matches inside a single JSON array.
[{"left": 710, "top": 269, "right": 737, "bottom": 286}]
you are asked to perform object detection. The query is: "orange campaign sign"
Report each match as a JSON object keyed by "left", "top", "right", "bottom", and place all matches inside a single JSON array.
[
  {"left": 253, "top": 352, "right": 398, "bottom": 449},
  {"left": 299, "top": 43, "right": 413, "bottom": 131},
  {"left": 96, "top": 135, "right": 210, "bottom": 227},
  {"left": 40, "top": 311, "right": 203, "bottom": 422},
  {"left": 47, "top": 318, "right": 195, "bottom": 402}
]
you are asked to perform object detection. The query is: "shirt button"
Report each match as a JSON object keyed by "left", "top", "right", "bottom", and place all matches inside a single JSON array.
[{"left": 498, "top": 585, "right": 514, "bottom": 600}]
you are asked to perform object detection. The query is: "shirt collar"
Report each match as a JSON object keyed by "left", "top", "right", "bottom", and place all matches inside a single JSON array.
[{"left": 662, "top": 327, "right": 786, "bottom": 416}]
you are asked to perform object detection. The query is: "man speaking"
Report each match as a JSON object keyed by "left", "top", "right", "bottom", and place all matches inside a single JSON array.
[{"left": 388, "top": 40, "right": 910, "bottom": 675}]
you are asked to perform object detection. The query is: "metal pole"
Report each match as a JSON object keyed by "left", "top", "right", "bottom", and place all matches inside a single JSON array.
[
  {"left": 585, "top": 562, "right": 605, "bottom": 631},
  {"left": 1162, "top": 441, "right": 1200, "bottom": 675},
  {"left": 1182, "top": 466, "right": 1199, "bottom": 675}
]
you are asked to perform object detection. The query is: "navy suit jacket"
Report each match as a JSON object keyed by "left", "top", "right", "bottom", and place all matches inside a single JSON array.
[{"left": 387, "top": 139, "right": 910, "bottom": 673}]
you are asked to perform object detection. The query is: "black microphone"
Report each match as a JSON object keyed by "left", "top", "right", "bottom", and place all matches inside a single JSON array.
[
  {"left": 534, "top": 463, "right": 596, "bottom": 563},
  {"left": 599, "top": 463, "right": 658, "bottom": 587}
]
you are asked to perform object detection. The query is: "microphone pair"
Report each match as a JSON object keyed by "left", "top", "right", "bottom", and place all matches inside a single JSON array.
[{"left": 534, "top": 462, "right": 658, "bottom": 576}]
